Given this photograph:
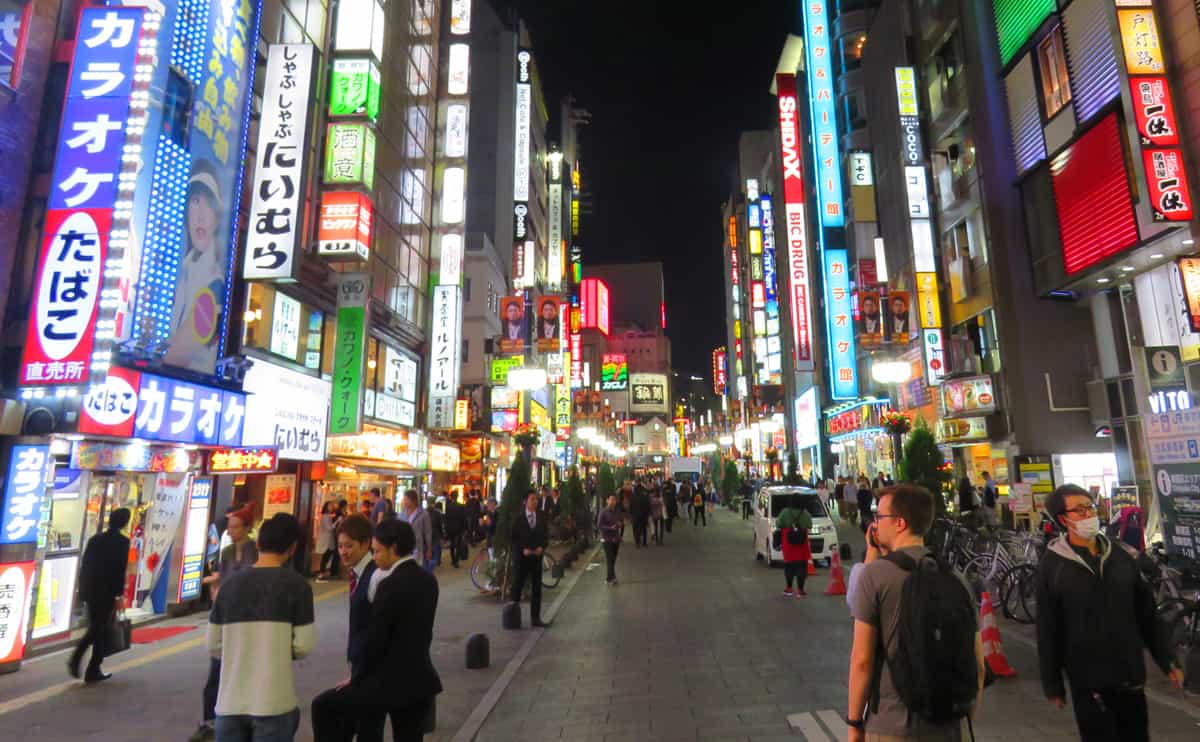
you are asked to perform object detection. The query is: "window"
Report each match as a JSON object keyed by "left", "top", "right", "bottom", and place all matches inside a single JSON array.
[
  {"left": 0, "top": 0, "right": 30, "bottom": 90},
  {"left": 463, "top": 277, "right": 472, "bottom": 303},
  {"left": 1037, "top": 26, "right": 1072, "bottom": 118},
  {"left": 242, "top": 283, "right": 326, "bottom": 369},
  {"left": 162, "top": 70, "right": 193, "bottom": 148}
]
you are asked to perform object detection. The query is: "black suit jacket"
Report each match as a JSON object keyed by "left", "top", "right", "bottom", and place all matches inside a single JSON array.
[
  {"left": 79, "top": 529, "right": 130, "bottom": 604},
  {"left": 354, "top": 560, "right": 442, "bottom": 705},
  {"left": 347, "top": 559, "right": 377, "bottom": 673},
  {"left": 510, "top": 509, "right": 548, "bottom": 558}
]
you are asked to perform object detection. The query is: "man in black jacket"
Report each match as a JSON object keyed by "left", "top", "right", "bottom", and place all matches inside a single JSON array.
[
  {"left": 69, "top": 508, "right": 131, "bottom": 682},
  {"left": 510, "top": 491, "right": 550, "bottom": 628},
  {"left": 337, "top": 515, "right": 375, "bottom": 677},
  {"left": 312, "top": 519, "right": 442, "bottom": 741},
  {"left": 662, "top": 480, "right": 678, "bottom": 532},
  {"left": 443, "top": 493, "right": 468, "bottom": 567},
  {"left": 629, "top": 484, "right": 651, "bottom": 547},
  {"left": 464, "top": 492, "right": 481, "bottom": 545},
  {"left": 1036, "top": 484, "right": 1183, "bottom": 742}
]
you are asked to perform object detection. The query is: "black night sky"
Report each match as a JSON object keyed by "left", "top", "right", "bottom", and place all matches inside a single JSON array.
[{"left": 511, "top": 0, "right": 796, "bottom": 380}]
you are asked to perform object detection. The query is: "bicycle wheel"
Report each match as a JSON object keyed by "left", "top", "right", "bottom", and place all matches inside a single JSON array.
[
  {"left": 542, "top": 553, "right": 562, "bottom": 589},
  {"left": 468, "top": 552, "right": 490, "bottom": 591},
  {"left": 960, "top": 554, "right": 993, "bottom": 605},
  {"left": 1004, "top": 564, "right": 1038, "bottom": 624}
]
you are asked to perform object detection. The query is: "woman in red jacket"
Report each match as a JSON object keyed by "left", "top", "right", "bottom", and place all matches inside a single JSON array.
[{"left": 778, "top": 503, "right": 813, "bottom": 597}]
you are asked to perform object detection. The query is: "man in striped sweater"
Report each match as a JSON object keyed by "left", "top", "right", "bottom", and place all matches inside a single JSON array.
[{"left": 208, "top": 513, "right": 315, "bottom": 741}]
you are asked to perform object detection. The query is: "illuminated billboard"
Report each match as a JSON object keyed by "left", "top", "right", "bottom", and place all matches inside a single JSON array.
[
  {"left": 824, "top": 249, "right": 858, "bottom": 400},
  {"left": 580, "top": 278, "right": 610, "bottom": 335},
  {"left": 802, "top": 0, "right": 843, "bottom": 227},
  {"left": 601, "top": 354, "right": 629, "bottom": 391},
  {"left": 775, "top": 73, "right": 814, "bottom": 371}
]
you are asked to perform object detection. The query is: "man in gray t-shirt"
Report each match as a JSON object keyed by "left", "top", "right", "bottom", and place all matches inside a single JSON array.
[{"left": 846, "top": 486, "right": 983, "bottom": 742}]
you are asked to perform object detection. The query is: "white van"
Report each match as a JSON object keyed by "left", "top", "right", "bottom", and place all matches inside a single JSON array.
[{"left": 753, "top": 485, "right": 838, "bottom": 567}]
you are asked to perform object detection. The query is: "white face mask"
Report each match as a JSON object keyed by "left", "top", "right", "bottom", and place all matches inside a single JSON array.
[{"left": 1069, "top": 515, "right": 1101, "bottom": 540}]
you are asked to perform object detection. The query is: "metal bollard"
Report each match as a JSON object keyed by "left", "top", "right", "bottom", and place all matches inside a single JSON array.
[{"left": 465, "top": 633, "right": 490, "bottom": 669}]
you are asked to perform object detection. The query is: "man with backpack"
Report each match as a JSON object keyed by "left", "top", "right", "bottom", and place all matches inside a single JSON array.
[
  {"left": 848, "top": 485, "right": 984, "bottom": 741},
  {"left": 1036, "top": 484, "right": 1183, "bottom": 742},
  {"left": 691, "top": 482, "right": 706, "bottom": 527}
]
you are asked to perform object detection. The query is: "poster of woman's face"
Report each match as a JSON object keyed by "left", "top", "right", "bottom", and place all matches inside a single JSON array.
[{"left": 499, "top": 296, "right": 526, "bottom": 354}]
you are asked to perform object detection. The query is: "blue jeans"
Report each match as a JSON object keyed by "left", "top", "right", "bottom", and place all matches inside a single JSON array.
[{"left": 215, "top": 707, "right": 300, "bottom": 742}]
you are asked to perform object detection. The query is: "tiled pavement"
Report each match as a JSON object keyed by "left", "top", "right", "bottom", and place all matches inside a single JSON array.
[{"left": 471, "top": 508, "right": 1200, "bottom": 742}]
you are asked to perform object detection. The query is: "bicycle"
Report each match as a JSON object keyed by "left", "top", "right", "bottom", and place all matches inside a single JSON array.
[
  {"left": 469, "top": 546, "right": 561, "bottom": 592},
  {"left": 1157, "top": 596, "right": 1199, "bottom": 686}
]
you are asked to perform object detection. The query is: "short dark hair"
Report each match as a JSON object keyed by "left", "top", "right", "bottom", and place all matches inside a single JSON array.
[
  {"left": 109, "top": 507, "right": 131, "bottom": 531},
  {"left": 403, "top": 488, "right": 419, "bottom": 504},
  {"left": 336, "top": 513, "right": 373, "bottom": 544},
  {"left": 375, "top": 519, "right": 414, "bottom": 555},
  {"left": 526, "top": 490, "right": 538, "bottom": 500},
  {"left": 258, "top": 513, "right": 300, "bottom": 554},
  {"left": 369, "top": 488, "right": 382, "bottom": 498},
  {"left": 1046, "top": 483, "right": 1091, "bottom": 519},
  {"left": 878, "top": 485, "right": 935, "bottom": 536}
]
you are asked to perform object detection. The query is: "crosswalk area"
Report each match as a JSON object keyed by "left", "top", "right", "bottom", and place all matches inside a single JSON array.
[{"left": 786, "top": 709, "right": 848, "bottom": 742}]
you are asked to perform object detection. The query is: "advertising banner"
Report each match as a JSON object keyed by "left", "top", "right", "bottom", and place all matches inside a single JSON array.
[
  {"left": 775, "top": 74, "right": 813, "bottom": 371},
  {"left": 499, "top": 296, "right": 526, "bottom": 354},
  {"left": 131, "top": 373, "right": 246, "bottom": 447},
  {"left": 324, "top": 123, "right": 376, "bottom": 189},
  {"left": 600, "top": 354, "right": 629, "bottom": 391},
  {"left": 1, "top": 445, "right": 51, "bottom": 546},
  {"left": 824, "top": 249, "right": 858, "bottom": 400},
  {"left": 801, "top": 0, "right": 843, "bottom": 226},
  {"left": 886, "top": 291, "right": 913, "bottom": 342},
  {"left": 329, "top": 58, "right": 381, "bottom": 121},
  {"left": 0, "top": 561, "right": 36, "bottom": 664},
  {"left": 630, "top": 373, "right": 669, "bottom": 414},
  {"left": 177, "top": 477, "right": 211, "bottom": 601},
  {"left": 330, "top": 273, "right": 369, "bottom": 435},
  {"left": 427, "top": 285, "right": 462, "bottom": 428},
  {"left": 1152, "top": 463, "right": 1200, "bottom": 560},
  {"left": 262, "top": 474, "right": 297, "bottom": 520},
  {"left": 858, "top": 290, "right": 883, "bottom": 347},
  {"left": 1178, "top": 257, "right": 1200, "bottom": 333},
  {"left": 317, "top": 191, "right": 373, "bottom": 261},
  {"left": 242, "top": 359, "right": 330, "bottom": 460},
  {"left": 940, "top": 375, "right": 996, "bottom": 418},
  {"left": 243, "top": 44, "right": 317, "bottom": 280},
  {"left": 534, "top": 296, "right": 561, "bottom": 353}
]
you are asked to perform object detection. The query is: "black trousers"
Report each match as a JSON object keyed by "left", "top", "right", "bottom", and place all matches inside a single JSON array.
[
  {"left": 510, "top": 554, "right": 543, "bottom": 622},
  {"left": 202, "top": 657, "right": 221, "bottom": 721},
  {"left": 70, "top": 597, "right": 114, "bottom": 677},
  {"left": 651, "top": 517, "right": 664, "bottom": 544},
  {"left": 446, "top": 530, "right": 464, "bottom": 566},
  {"left": 603, "top": 541, "right": 619, "bottom": 582},
  {"left": 320, "top": 548, "right": 340, "bottom": 575},
  {"left": 632, "top": 517, "right": 649, "bottom": 546},
  {"left": 1069, "top": 683, "right": 1148, "bottom": 742},
  {"left": 312, "top": 684, "right": 429, "bottom": 742},
  {"left": 693, "top": 507, "right": 706, "bottom": 526},
  {"left": 784, "top": 561, "right": 808, "bottom": 591},
  {"left": 665, "top": 514, "right": 674, "bottom": 532}
]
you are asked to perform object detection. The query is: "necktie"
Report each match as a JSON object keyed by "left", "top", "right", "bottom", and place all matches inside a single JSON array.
[{"left": 349, "top": 571, "right": 358, "bottom": 595}]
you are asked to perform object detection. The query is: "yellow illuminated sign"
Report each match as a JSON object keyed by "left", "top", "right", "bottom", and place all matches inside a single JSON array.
[
  {"left": 916, "top": 272, "right": 942, "bottom": 329},
  {"left": 1118, "top": 9, "right": 1164, "bottom": 75},
  {"left": 749, "top": 229, "right": 762, "bottom": 255},
  {"left": 895, "top": 67, "right": 918, "bottom": 116}
]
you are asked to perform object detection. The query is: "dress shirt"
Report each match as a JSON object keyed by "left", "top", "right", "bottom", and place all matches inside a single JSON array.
[{"left": 349, "top": 552, "right": 372, "bottom": 592}]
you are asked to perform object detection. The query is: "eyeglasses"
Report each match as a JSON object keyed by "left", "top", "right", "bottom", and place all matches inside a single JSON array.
[
  {"left": 1064, "top": 505, "right": 1097, "bottom": 517},
  {"left": 875, "top": 514, "right": 902, "bottom": 522}
]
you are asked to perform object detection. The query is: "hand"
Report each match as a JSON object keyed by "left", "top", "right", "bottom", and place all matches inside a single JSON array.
[
  {"left": 865, "top": 526, "right": 881, "bottom": 564},
  {"left": 336, "top": 674, "right": 352, "bottom": 690},
  {"left": 1048, "top": 696, "right": 1066, "bottom": 710},
  {"left": 1168, "top": 668, "right": 1185, "bottom": 688},
  {"left": 848, "top": 726, "right": 865, "bottom": 742}
]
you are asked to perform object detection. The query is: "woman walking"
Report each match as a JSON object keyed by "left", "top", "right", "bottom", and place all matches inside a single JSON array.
[
  {"left": 650, "top": 486, "right": 665, "bottom": 545},
  {"left": 777, "top": 500, "right": 812, "bottom": 597},
  {"left": 315, "top": 501, "right": 340, "bottom": 580}
]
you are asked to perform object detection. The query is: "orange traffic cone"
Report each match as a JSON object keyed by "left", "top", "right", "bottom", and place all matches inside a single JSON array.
[
  {"left": 825, "top": 550, "right": 847, "bottom": 596},
  {"left": 979, "top": 591, "right": 1016, "bottom": 677},
  {"left": 808, "top": 560, "right": 817, "bottom": 576}
]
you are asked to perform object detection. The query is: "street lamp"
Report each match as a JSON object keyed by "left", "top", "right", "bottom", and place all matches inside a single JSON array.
[{"left": 871, "top": 360, "right": 911, "bottom": 385}]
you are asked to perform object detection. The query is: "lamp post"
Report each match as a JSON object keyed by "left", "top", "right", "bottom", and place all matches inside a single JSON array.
[{"left": 871, "top": 360, "right": 912, "bottom": 472}]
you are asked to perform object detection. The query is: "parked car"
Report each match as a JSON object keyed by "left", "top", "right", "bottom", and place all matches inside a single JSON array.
[{"left": 753, "top": 485, "right": 837, "bottom": 567}]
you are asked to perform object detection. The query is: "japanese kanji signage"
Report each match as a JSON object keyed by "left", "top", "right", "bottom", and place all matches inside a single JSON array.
[
  {"left": 324, "top": 122, "right": 376, "bottom": 189},
  {"left": 244, "top": 44, "right": 316, "bottom": 280},
  {"left": 802, "top": 0, "right": 843, "bottom": 227},
  {"left": 20, "top": 7, "right": 145, "bottom": 386},
  {"left": 824, "top": 249, "right": 858, "bottom": 400},
  {"left": 1117, "top": 3, "right": 1193, "bottom": 222},
  {"left": 78, "top": 366, "right": 141, "bottom": 437},
  {"left": 177, "top": 476, "right": 212, "bottom": 601},
  {"left": 317, "top": 191, "right": 373, "bottom": 261},
  {"left": 241, "top": 359, "right": 330, "bottom": 460},
  {"left": 0, "top": 561, "right": 36, "bottom": 664},
  {"left": 775, "top": 73, "right": 813, "bottom": 372},
  {"left": 329, "top": 58, "right": 380, "bottom": 121},
  {"left": 330, "top": 273, "right": 369, "bottom": 435},
  {"left": 208, "top": 447, "right": 279, "bottom": 474},
  {"left": 427, "top": 285, "right": 462, "bottom": 429},
  {"left": 0, "top": 446, "right": 51, "bottom": 546}
]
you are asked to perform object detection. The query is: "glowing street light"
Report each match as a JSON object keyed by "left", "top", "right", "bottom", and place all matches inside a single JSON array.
[
  {"left": 871, "top": 360, "right": 911, "bottom": 385},
  {"left": 508, "top": 367, "right": 548, "bottom": 391}
]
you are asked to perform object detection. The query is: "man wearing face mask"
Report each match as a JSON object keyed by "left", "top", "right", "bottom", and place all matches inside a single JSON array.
[{"left": 1036, "top": 484, "right": 1183, "bottom": 742}]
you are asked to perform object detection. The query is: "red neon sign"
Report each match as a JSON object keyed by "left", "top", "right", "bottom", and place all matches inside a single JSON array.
[{"left": 776, "top": 73, "right": 813, "bottom": 371}]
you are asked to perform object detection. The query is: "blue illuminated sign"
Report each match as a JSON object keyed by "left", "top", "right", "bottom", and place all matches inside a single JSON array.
[
  {"left": 803, "top": 0, "right": 844, "bottom": 228},
  {"left": 748, "top": 203, "right": 761, "bottom": 228},
  {"left": 134, "top": 373, "right": 245, "bottom": 446},
  {"left": 128, "top": 0, "right": 262, "bottom": 377},
  {"left": 760, "top": 195, "right": 779, "bottom": 312},
  {"left": 824, "top": 249, "right": 858, "bottom": 399},
  {"left": 1, "top": 445, "right": 51, "bottom": 546}
]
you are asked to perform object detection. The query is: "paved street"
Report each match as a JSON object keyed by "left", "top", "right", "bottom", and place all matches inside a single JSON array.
[
  {"left": 2, "top": 512, "right": 1199, "bottom": 741},
  {"left": 474, "top": 508, "right": 1200, "bottom": 742}
]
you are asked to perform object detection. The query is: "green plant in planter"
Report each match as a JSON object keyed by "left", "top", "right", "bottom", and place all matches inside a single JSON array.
[
  {"left": 898, "top": 416, "right": 952, "bottom": 516},
  {"left": 722, "top": 459, "right": 742, "bottom": 506},
  {"left": 598, "top": 462, "right": 616, "bottom": 500},
  {"left": 559, "top": 466, "right": 590, "bottom": 543}
]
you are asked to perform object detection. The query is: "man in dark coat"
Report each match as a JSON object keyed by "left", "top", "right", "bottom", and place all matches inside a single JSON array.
[
  {"left": 312, "top": 519, "right": 442, "bottom": 741},
  {"left": 629, "top": 484, "right": 652, "bottom": 548},
  {"left": 443, "top": 493, "right": 468, "bottom": 567},
  {"left": 662, "top": 480, "right": 678, "bottom": 532},
  {"left": 509, "top": 491, "right": 551, "bottom": 628},
  {"left": 69, "top": 508, "right": 131, "bottom": 682}
]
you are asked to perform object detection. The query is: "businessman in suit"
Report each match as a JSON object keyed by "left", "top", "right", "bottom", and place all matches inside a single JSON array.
[
  {"left": 312, "top": 519, "right": 442, "bottom": 742},
  {"left": 510, "top": 491, "right": 551, "bottom": 628},
  {"left": 69, "top": 507, "right": 131, "bottom": 682},
  {"left": 338, "top": 515, "right": 376, "bottom": 677}
]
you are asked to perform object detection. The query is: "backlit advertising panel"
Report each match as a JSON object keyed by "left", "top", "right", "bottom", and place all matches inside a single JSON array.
[
  {"left": 580, "top": 278, "right": 610, "bottom": 335},
  {"left": 329, "top": 58, "right": 381, "bottom": 121},
  {"left": 177, "top": 476, "right": 211, "bottom": 601},
  {"left": 1178, "top": 257, "right": 1200, "bottom": 333},
  {"left": 20, "top": 6, "right": 146, "bottom": 386},
  {"left": 775, "top": 73, "right": 814, "bottom": 371},
  {"left": 1, "top": 445, "right": 51, "bottom": 546},
  {"left": 601, "top": 354, "right": 629, "bottom": 391},
  {"left": 317, "top": 191, "right": 373, "bottom": 261},
  {"left": 428, "top": 285, "right": 462, "bottom": 429},
  {"left": 514, "top": 49, "right": 532, "bottom": 201},
  {"left": 243, "top": 44, "right": 317, "bottom": 281},
  {"left": 0, "top": 561, "right": 36, "bottom": 664},
  {"left": 330, "top": 273, "right": 369, "bottom": 435},
  {"left": 128, "top": 0, "right": 261, "bottom": 377},
  {"left": 824, "top": 249, "right": 858, "bottom": 400},
  {"left": 802, "top": 0, "right": 843, "bottom": 227}
]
